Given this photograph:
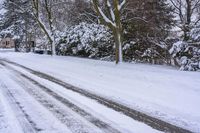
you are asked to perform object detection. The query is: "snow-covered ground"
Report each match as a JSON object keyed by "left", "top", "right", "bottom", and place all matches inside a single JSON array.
[
  {"left": 0, "top": 62, "right": 72, "bottom": 133},
  {"left": 0, "top": 49, "right": 200, "bottom": 132},
  {"left": 0, "top": 49, "right": 162, "bottom": 133}
]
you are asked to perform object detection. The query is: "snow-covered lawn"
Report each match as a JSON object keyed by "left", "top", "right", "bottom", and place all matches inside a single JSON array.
[{"left": 0, "top": 50, "right": 200, "bottom": 132}]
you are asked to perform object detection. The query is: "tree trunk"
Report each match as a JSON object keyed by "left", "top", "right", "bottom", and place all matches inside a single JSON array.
[
  {"left": 31, "top": 0, "right": 56, "bottom": 56},
  {"left": 183, "top": 27, "right": 190, "bottom": 41},
  {"left": 51, "top": 41, "right": 56, "bottom": 55},
  {"left": 184, "top": 0, "right": 192, "bottom": 41},
  {"left": 92, "top": 0, "right": 125, "bottom": 64},
  {"left": 113, "top": 28, "right": 123, "bottom": 64}
]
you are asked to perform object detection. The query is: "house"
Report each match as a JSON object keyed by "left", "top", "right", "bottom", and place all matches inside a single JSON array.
[{"left": 0, "top": 37, "right": 15, "bottom": 48}]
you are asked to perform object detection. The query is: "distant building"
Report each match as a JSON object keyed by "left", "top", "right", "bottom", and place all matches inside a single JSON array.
[{"left": 0, "top": 37, "right": 15, "bottom": 48}]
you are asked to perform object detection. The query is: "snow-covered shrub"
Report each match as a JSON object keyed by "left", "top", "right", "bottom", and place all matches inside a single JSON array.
[
  {"left": 191, "top": 25, "right": 200, "bottom": 41},
  {"left": 141, "top": 48, "right": 160, "bottom": 63},
  {"left": 169, "top": 41, "right": 188, "bottom": 57},
  {"left": 122, "top": 39, "right": 169, "bottom": 64},
  {"left": 170, "top": 41, "right": 200, "bottom": 71},
  {"left": 57, "top": 23, "right": 114, "bottom": 59}
]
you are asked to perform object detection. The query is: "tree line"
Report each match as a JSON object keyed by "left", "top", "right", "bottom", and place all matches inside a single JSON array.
[{"left": 0, "top": 0, "right": 200, "bottom": 70}]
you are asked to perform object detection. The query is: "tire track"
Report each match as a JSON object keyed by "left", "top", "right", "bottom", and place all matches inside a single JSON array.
[
  {"left": 0, "top": 58, "right": 193, "bottom": 133},
  {"left": 1, "top": 61, "right": 121, "bottom": 133},
  {"left": 0, "top": 80, "right": 40, "bottom": 133}
]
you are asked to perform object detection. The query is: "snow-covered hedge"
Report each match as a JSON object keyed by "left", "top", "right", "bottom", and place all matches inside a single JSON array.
[
  {"left": 170, "top": 41, "right": 200, "bottom": 71},
  {"left": 56, "top": 23, "right": 114, "bottom": 59}
]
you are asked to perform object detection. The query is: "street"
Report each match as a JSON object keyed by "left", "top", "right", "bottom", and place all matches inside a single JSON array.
[
  {"left": 0, "top": 59, "right": 165, "bottom": 133},
  {"left": 0, "top": 57, "right": 194, "bottom": 133}
]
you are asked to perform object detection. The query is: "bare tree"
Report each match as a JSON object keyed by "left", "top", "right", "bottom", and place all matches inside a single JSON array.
[
  {"left": 31, "top": 0, "right": 56, "bottom": 55},
  {"left": 92, "top": 0, "right": 126, "bottom": 64}
]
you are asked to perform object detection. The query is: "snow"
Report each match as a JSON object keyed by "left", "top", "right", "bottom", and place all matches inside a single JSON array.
[
  {"left": 0, "top": 0, "right": 6, "bottom": 15},
  {"left": 0, "top": 83, "right": 23, "bottom": 133},
  {"left": 4, "top": 62, "right": 161, "bottom": 133},
  {"left": 0, "top": 63, "right": 72, "bottom": 133},
  {"left": 57, "top": 23, "right": 113, "bottom": 59},
  {"left": 118, "top": 0, "right": 126, "bottom": 10},
  {"left": 97, "top": 6, "right": 116, "bottom": 27},
  {"left": 106, "top": 0, "right": 115, "bottom": 21},
  {"left": 0, "top": 50, "right": 200, "bottom": 132}
]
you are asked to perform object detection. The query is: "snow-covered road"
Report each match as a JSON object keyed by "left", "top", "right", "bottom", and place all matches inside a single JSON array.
[
  {"left": 0, "top": 50, "right": 199, "bottom": 133},
  {"left": 0, "top": 62, "right": 72, "bottom": 133},
  {"left": 0, "top": 59, "right": 163, "bottom": 133}
]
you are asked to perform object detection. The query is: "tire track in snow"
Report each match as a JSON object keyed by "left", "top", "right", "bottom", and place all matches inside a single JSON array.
[
  {"left": 1, "top": 61, "right": 121, "bottom": 133},
  {"left": 12, "top": 75, "right": 104, "bottom": 133},
  {"left": 0, "top": 58, "right": 192, "bottom": 133},
  {"left": 0, "top": 79, "right": 39, "bottom": 133},
  {"left": 0, "top": 63, "right": 74, "bottom": 133}
]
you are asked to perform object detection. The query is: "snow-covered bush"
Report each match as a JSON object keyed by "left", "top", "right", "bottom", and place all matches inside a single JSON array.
[
  {"left": 170, "top": 41, "right": 200, "bottom": 71},
  {"left": 122, "top": 39, "right": 169, "bottom": 64},
  {"left": 191, "top": 25, "right": 200, "bottom": 41},
  {"left": 141, "top": 48, "right": 160, "bottom": 63},
  {"left": 57, "top": 23, "right": 114, "bottom": 59}
]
